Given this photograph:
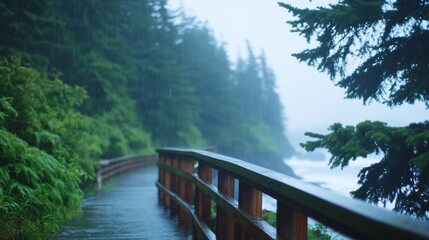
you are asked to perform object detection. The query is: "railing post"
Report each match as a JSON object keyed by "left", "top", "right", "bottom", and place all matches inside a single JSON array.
[
  {"left": 238, "top": 181, "right": 262, "bottom": 240},
  {"left": 170, "top": 156, "right": 179, "bottom": 217},
  {"left": 179, "top": 157, "right": 195, "bottom": 233},
  {"left": 158, "top": 154, "right": 165, "bottom": 204},
  {"left": 194, "top": 162, "right": 212, "bottom": 239},
  {"left": 163, "top": 156, "right": 172, "bottom": 208},
  {"left": 277, "top": 202, "right": 307, "bottom": 240},
  {"left": 216, "top": 171, "right": 235, "bottom": 240}
]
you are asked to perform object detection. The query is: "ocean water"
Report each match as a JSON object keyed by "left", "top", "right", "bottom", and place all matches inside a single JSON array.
[
  {"left": 284, "top": 156, "right": 378, "bottom": 197},
  {"left": 262, "top": 156, "right": 378, "bottom": 211}
]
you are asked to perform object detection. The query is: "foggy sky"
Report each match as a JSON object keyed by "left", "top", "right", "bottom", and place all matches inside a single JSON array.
[{"left": 168, "top": 0, "right": 428, "bottom": 152}]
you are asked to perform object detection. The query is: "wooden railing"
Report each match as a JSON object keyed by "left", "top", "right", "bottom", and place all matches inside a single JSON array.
[
  {"left": 157, "top": 148, "right": 429, "bottom": 240},
  {"left": 97, "top": 154, "right": 158, "bottom": 189}
]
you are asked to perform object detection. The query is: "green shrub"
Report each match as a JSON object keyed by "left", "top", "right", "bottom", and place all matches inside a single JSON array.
[
  {"left": 0, "top": 57, "right": 86, "bottom": 239},
  {"left": 0, "top": 129, "right": 82, "bottom": 239}
]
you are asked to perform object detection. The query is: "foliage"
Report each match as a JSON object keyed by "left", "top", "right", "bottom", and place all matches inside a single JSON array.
[
  {"left": 279, "top": 0, "right": 429, "bottom": 107},
  {"left": 210, "top": 201, "right": 217, "bottom": 232},
  {"left": 220, "top": 44, "right": 294, "bottom": 175},
  {"left": 0, "top": 0, "right": 293, "bottom": 168},
  {"left": 0, "top": 0, "right": 295, "bottom": 238},
  {"left": 0, "top": 56, "right": 96, "bottom": 181},
  {"left": 280, "top": 0, "right": 429, "bottom": 218},
  {"left": 308, "top": 223, "right": 331, "bottom": 240},
  {"left": 262, "top": 209, "right": 277, "bottom": 227},
  {"left": 303, "top": 121, "right": 429, "bottom": 218},
  {"left": 0, "top": 59, "right": 84, "bottom": 239},
  {"left": 0, "top": 129, "right": 82, "bottom": 239}
]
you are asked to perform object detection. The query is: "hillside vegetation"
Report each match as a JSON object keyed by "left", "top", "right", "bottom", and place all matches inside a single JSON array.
[{"left": 0, "top": 1, "right": 293, "bottom": 238}]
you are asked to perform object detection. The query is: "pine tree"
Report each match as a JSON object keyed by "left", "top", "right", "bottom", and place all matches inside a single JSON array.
[
  {"left": 228, "top": 45, "right": 295, "bottom": 176},
  {"left": 280, "top": 0, "right": 429, "bottom": 218},
  {"left": 259, "top": 52, "right": 294, "bottom": 158}
]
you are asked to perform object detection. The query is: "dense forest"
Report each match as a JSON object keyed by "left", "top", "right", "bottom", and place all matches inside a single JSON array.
[{"left": 0, "top": 0, "right": 294, "bottom": 238}]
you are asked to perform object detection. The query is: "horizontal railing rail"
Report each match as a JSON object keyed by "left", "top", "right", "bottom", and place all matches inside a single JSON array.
[
  {"left": 97, "top": 154, "right": 158, "bottom": 189},
  {"left": 156, "top": 147, "right": 429, "bottom": 240}
]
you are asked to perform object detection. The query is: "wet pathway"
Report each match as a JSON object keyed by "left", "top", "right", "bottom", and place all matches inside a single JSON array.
[{"left": 58, "top": 165, "right": 191, "bottom": 239}]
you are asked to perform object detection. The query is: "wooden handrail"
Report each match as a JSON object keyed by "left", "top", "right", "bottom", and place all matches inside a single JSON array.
[
  {"left": 156, "top": 147, "right": 429, "bottom": 240},
  {"left": 97, "top": 154, "right": 158, "bottom": 189}
]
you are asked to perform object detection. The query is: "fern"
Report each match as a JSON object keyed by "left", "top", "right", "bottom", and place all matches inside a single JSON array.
[
  {"left": 0, "top": 56, "right": 101, "bottom": 239},
  {"left": 0, "top": 97, "right": 18, "bottom": 124},
  {"left": 0, "top": 130, "right": 82, "bottom": 239}
]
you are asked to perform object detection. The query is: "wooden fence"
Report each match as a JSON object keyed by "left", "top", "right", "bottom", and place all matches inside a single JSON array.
[
  {"left": 97, "top": 154, "right": 158, "bottom": 189},
  {"left": 157, "top": 148, "right": 429, "bottom": 240}
]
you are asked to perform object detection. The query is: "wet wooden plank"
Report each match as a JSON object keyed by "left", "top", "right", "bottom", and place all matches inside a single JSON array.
[
  {"left": 196, "top": 163, "right": 212, "bottom": 225},
  {"left": 216, "top": 171, "right": 235, "bottom": 240},
  {"left": 277, "top": 201, "right": 307, "bottom": 240},
  {"left": 179, "top": 157, "right": 195, "bottom": 233},
  {"left": 170, "top": 157, "right": 180, "bottom": 217},
  {"left": 238, "top": 181, "right": 264, "bottom": 240}
]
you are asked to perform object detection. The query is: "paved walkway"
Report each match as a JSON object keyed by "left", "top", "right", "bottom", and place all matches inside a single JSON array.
[{"left": 57, "top": 165, "right": 191, "bottom": 239}]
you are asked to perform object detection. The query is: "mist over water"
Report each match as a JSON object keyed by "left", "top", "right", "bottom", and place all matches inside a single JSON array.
[
  {"left": 262, "top": 156, "right": 378, "bottom": 212},
  {"left": 285, "top": 156, "right": 378, "bottom": 197}
]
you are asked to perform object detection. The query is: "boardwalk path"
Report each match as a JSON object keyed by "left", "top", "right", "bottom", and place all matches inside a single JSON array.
[{"left": 58, "top": 165, "right": 191, "bottom": 239}]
